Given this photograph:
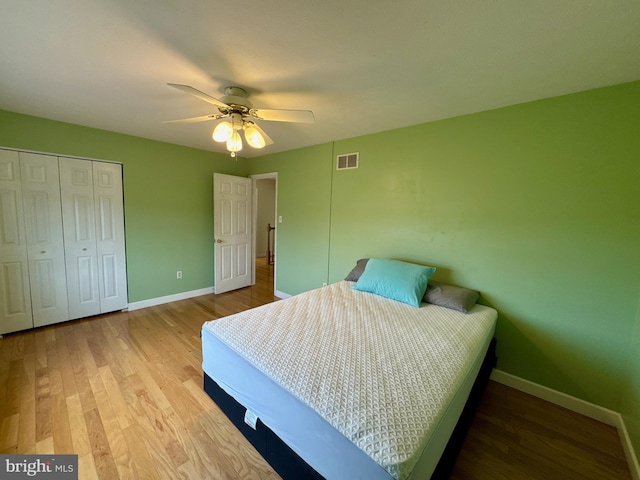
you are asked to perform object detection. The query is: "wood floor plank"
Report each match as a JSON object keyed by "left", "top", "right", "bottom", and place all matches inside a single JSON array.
[
  {"left": 0, "top": 336, "right": 13, "bottom": 402},
  {"left": 99, "top": 316, "right": 136, "bottom": 377},
  {"left": 34, "top": 329, "right": 48, "bottom": 371},
  {"left": 55, "top": 329, "right": 78, "bottom": 401},
  {"left": 90, "top": 372, "right": 130, "bottom": 468},
  {"left": 129, "top": 400, "right": 180, "bottom": 478},
  {"left": 120, "top": 423, "right": 160, "bottom": 480},
  {"left": 0, "top": 413, "right": 19, "bottom": 451},
  {"left": 3, "top": 360, "right": 23, "bottom": 419},
  {"left": 65, "top": 393, "right": 92, "bottom": 458},
  {"left": 51, "top": 388, "right": 73, "bottom": 453},
  {"left": 0, "top": 258, "right": 632, "bottom": 479},
  {"left": 34, "top": 366, "right": 52, "bottom": 443},
  {"left": 35, "top": 435, "right": 53, "bottom": 454},
  {"left": 84, "top": 407, "right": 119, "bottom": 479},
  {"left": 97, "top": 365, "right": 131, "bottom": 431},
  {"left": 66, "top": 327, "right": 99, "bottom": 415},
  {"left": 78, "top": 452, "right": 99, "bottom": 480},
  {"left": 17, "top": 361, "right": 35, "bottom": 453}
]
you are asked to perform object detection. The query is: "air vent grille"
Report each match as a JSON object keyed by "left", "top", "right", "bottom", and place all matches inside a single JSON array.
[{"left": 336, "top": 152, "right": 359, "bottom": 170}]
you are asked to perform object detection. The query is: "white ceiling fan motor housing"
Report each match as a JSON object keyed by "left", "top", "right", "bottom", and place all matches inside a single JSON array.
[{"left": 221, "top": 86, "right": 252, "bottom": 110}]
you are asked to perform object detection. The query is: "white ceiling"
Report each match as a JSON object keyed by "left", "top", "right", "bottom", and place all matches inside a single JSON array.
[{"left": 1, "top": 1, "right": 639, "bottom": 158}]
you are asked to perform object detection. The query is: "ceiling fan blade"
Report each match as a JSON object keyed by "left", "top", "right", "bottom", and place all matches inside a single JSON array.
[
  {"left": 167, "top": 83, "right": 230, "bottom": 109},
  {"left": 246, "top": 122, "right": 274, "bottom": 146},
  {"left": 163, "top": 114, "right": 224, "bottom": 124},
  {"left": 249, "top": 108, "right": 315, "bottom": 124}
]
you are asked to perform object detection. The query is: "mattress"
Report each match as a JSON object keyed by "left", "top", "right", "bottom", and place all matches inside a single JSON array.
[{"left": 202, "top": 281, "right": 497, "bottom": 480}]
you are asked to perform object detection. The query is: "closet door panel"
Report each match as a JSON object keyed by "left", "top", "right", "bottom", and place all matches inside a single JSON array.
[
  {"left": 94, "top": 162, "right": 127, "bottom": 313},
  {"left": 20, "top": 152, "right": 69, "bottom": 327},
  {"left": 0, "top": 149, "right": 33, "bottom": 334},
  {"left": 60, "top": 157, "right": 100, "bottom": 320}
]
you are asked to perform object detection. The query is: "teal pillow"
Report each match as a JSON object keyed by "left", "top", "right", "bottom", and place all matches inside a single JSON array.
[{"left": 351, "top": 258, "right": 436, "bottom": 307}]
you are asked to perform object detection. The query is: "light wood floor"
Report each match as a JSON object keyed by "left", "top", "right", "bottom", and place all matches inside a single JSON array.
[{"left": 0, "top": 258, "right": 632, "bottom": 479}]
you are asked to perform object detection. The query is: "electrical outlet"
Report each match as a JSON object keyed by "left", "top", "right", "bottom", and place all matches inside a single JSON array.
[{"left": 177, "top": 271, "right": 183, "bottom": 279}]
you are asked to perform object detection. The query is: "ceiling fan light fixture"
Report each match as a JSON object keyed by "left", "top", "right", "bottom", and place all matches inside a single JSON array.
[
  {"left": 212, "top": 121, "right": 233, "bottom": 142},
  {"left": 244, "top": 125, "right": 266, "bottom": 148},
  {"left": 227, "top": 131, "right": 243, "bottom": 154},
  {"left": 166, "top": 83, "right": 313, "bottom": 158}
]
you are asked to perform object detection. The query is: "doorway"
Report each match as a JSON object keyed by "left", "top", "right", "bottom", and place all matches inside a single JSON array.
[{"left": 251, "top": 173, "right": 277, "bottom": 295}]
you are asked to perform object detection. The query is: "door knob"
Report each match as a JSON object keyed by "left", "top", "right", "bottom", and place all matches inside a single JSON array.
[{"left": 215, "top": 239, "right": 223, "bottom": 243}]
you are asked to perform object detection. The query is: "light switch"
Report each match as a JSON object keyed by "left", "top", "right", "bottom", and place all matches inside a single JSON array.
[{"left": 278, "top": 216, "right": 283, "bottom": 223}]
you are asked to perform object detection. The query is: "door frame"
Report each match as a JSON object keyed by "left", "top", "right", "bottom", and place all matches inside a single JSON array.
[{"left": 250, "top": 172, "right": 278, "bottom": 296}]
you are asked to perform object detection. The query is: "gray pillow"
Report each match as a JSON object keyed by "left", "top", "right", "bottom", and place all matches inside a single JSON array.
[
  {"left": 423, "top": 281, "right": 480, "bottom": 313},
  {"left": 344, "top": 258, "right": 369, "bottom": 282}
]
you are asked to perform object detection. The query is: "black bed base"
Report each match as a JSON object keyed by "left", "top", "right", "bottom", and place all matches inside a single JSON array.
[
  {"left": 203, "top": 338, "right": 497, "bottom": 480},
  {"left": 203, "top": 374, "right": 324, "bottom": 479}
]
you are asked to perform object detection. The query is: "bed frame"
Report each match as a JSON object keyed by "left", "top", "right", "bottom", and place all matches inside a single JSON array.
[{"left": 203, "top": 338, "right": 496, "bottom": 479}]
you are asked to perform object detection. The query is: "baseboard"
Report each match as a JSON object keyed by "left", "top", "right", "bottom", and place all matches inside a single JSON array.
[
  {"left": 620, "top": 419, "right": 640, "bottom": 480},
  {"left": 491, "top": 369, "right": 640, "bottom": 479},
  {"left": 127, "top": 287, "right": 215, "bottom": 311},
  {"left": 491, "top": 369, "right": 619, "bottom": 424},
  {"left": 128, "top": 285, "right": 286, "bottom": 310}
]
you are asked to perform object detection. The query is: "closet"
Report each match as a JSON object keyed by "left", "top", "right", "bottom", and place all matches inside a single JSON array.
[{"left": 0, "top": 149, "right": 127, "bottom": 335}]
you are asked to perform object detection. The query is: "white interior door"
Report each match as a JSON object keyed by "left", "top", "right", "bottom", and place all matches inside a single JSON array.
[
  {"left": 60, "top": 157, "right": 101, "bottom": 320},
  {"left": 93, "top": 162, "right": 127, "bottom": 313},
  {"left": 214, "top": 173, "right": 253, "bottom": 294},
  {"left": 20, "top": 152, "right": 69, "bottom": 327},
  {"left": 0, "top": 149, "right": 33, "bottom": 334}
]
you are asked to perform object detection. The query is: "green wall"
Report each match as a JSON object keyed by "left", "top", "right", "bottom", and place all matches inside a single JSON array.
[
  {"left": 0, "top": 110, "right": 248, "bottom": 302},
  {"left": 325, "top": 82, "right": 640, "bottom": 412},
  {"left": 253, "top": 81, "right": 640, "bottom": 458},
  {"left": 248, "top": 143, "right": 333, "bottom": 294}
]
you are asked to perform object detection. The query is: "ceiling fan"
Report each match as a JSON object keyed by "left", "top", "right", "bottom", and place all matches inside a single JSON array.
[{"left": 165, "top": 83, "right": 315, "bottom": 157}]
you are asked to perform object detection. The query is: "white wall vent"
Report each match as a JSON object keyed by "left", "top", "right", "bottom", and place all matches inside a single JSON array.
[{"left": 336, "top": 152, "right": 359, "bottom": 170}]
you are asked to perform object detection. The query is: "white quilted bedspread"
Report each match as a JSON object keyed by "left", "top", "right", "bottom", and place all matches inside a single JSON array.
[{"left": 203, "top": 281, "right": 496, "bottom": 480}]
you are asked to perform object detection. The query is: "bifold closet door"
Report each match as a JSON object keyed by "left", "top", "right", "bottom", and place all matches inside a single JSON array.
[
  {"left": 93, "top": 161, "right": 127, "bottom": 313},
  {"left": 0, "top": 149, "right": 33, "bottom": 334},
  {"left": 2, "top": 151, "right": 127, "bottom": 332},
  {"left": 60, "top": 157, "right": 101, "bottom": 320},
  {"left": 20, "top": 152, "right": 69, "bottom": 327}
]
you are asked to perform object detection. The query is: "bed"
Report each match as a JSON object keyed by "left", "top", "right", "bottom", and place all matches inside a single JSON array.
[{"left": 201, "top": 259, "right": 497, "bottom": 479}]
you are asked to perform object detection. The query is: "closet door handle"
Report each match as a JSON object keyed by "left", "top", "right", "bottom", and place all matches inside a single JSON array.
[{"left": 215, "top": 239, "right": 223, "bottom": 243}]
